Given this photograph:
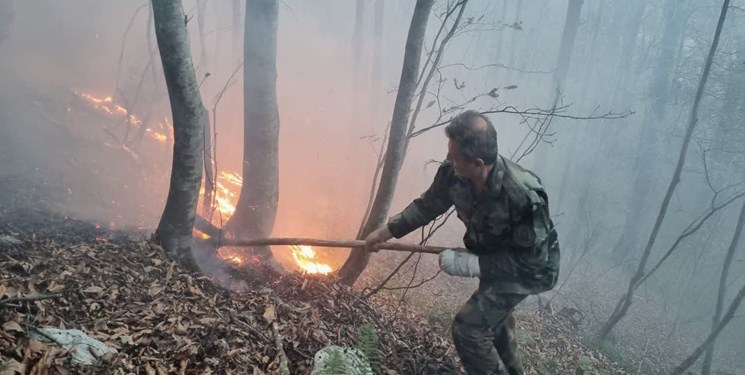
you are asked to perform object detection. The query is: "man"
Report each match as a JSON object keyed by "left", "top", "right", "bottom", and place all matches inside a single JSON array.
[{"left": 366, "top": 110, "right": 560, "bottom": 375}]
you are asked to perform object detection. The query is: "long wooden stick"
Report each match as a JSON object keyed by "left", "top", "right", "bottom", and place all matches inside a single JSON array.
[{"left": 215, "top": 237, "right": 463, "bottom": 254}]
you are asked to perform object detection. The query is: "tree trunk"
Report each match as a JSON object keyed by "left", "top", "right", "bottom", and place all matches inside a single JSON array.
[
  {"left": 597, "top": 0, "right": 730, "bottom": 341},
  {"left": 152, "top": 0, "right": 207, "bottom": 271},
  {"left": 338, "top": 0, "right": 435, "bottom": 285},
  {"left": 533, "top": 0, "right": 583, "bottom": 176},
  {"left": 701, "top": 202, "right": 745, "bottom": 374},
  {"left": 553, "top": 0, "right": 583, "bottom": 97},
  {"left": 232, "top": 0, "right": 242, "bottom": 66},
  {"left": 608, "top": 0, "right": 689, "bottom": 265},
  {"left": 611, "top": 0, "right": 646, "bottom": 106},
  {"left": 226, "top": 0, "right": 280, "bottom": 261},
  {"left": 675, "top": 284, "right": 745, "bottom": 374}
]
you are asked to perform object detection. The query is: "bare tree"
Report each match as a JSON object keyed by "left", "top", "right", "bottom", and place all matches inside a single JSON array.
[
  {"left": 609, "top": 0, "right": 690, "bottom": 264},
  {"left": 597, "top": 0, "right": 731, "bottom": 341},
  {"left": 673, "top": 279, "right": 745, "bottom": 374},
  {"left": 152, "top": 0, "right": 207, "bottom": 270},
  {"left": 226, "top": 0, "right": 280, "bottom": 261},
  {"left": 338, "top": 0, "right": 436, "bottom": 285},
  {"left": 552, "top": 0, "right": 583, "bottom": 100},
  {"left": 701, "top": 201, "right": 745, "bottom": 373}
]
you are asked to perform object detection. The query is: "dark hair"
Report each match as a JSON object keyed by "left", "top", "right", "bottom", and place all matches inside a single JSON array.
[{"left": 444, "top": 110, "right": 498, "bottom": 165}]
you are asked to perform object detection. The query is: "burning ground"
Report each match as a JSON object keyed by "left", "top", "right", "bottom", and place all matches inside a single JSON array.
[
  {"left": 0, "top": 178, "right": 630, "bottom": 374},
  {"left": 0, "top": 52, "right": 628, "bottom": 375}
]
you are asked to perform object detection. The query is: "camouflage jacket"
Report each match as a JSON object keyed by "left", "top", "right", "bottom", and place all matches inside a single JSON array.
[{"left": 387, "top": 155, "right": 560, "bottom": 294}]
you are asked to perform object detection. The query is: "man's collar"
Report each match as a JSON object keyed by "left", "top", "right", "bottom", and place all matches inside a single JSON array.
[{"left": 485, "top": 155, "right": 505, "bottom": 194}]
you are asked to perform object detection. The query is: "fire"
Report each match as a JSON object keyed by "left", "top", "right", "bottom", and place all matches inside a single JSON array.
[
  {"left": 199, "top": 171, "right": 242, "bottom": 219},
  {"left": 196, "top": 171, "right": 333, "bottom": 275},
  {"left": 193, "top": 228, "right": 211, "bottom": 240},
  {"left": 75, "top": 91, "right": 168, "bottom": 143},
  {"left": 290, "top": 245, "right": 333, "bottom": 275}
]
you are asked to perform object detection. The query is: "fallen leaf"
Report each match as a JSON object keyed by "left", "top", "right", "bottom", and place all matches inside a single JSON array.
[
  {"left": 0, "top": 358, "right": 25, "bottom": 375},
  {"left": 82, "top": 286, "right": 103, "bottom": 294},
  {"left": 2, "top": 321, "right": 22, "bottom": 333},
  {"left": 263, "top": 305, "right": 276, "bottom": 325}
]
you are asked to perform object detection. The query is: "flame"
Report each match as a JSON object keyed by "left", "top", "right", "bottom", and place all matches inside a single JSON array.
[
  {"left": 193, "top": 228, "right": 211, "bottom": 240},
  {"left": 75, "top": 91, "right": 167, "bottom": 143},
  {"left": 195, "top": 172, "right": 333, "bottom": 276},
  {"left": 199, "top": 171, "right": 242, "bottom": 219},
  {"left": 290, "top": 245, "right": 333, "bottom": 275}
]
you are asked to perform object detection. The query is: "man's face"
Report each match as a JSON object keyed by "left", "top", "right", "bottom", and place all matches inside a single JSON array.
[{"left": 447, "top": 139, "right": 481, "bottom": 179}]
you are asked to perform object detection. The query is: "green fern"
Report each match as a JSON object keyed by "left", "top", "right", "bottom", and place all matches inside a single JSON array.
[
  {"left": 321, "top": 348, "right": 348, "bottom": 375},
  {"left": 356, "top": 322, "right": 381, "bottom": 374}
]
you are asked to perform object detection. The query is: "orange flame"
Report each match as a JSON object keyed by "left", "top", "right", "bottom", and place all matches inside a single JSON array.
[
  {"left": 196, "top": 172, "right": 333, "bottom": 275},
  {"left": 290, "top": 245, "right": 333, "bottom": 274},
  {"left": 75, "top": 91, "right": 167, "bottom": 143}
]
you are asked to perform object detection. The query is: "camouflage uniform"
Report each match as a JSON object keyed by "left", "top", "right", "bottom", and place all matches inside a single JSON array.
[{"left": 387, "top": 155, "right": 560, "bottom": 375}]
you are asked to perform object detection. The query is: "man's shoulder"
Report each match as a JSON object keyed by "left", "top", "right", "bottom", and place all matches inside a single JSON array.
[{"left": 501, "top": 156, "right": 544, "bottom": 191}]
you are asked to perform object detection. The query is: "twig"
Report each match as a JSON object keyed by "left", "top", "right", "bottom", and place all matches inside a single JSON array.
[
  {"left": 410, "top": 106, "right": 632, "bottom": 138},
  {"left": 113, "top": 1, "right": 149, "bottom": 100},
  {"left": 0, "top": 293, "right": 63, "bottom": 306},
  {"left": 270, "top": 322, "right": 290, "bottom": 375}
]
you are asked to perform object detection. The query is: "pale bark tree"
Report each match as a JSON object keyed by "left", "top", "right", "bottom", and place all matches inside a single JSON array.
[
  {"left": 598, "top": 0, "right": 730, "bottom": 341},
  {"left": 152, "top": 0, "right": 208, "bottom": 271},
  {"left": 226, "top": 0, "right": 280, "bottom": 261},
  {"left": 338, "top": 0, "right": 436, "bottom": 285}
]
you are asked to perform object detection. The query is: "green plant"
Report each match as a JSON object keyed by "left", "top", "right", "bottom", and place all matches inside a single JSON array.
[
  {"left": 356, "top": 322, "right": 381, "bottom": 374},
  {"left": 321, "top": 349, "right": 348, "bottom": 375}
]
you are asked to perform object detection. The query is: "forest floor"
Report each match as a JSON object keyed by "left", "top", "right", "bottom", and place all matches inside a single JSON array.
[{"left": 0, "top": 178, "right": 631, "bottom": 374}]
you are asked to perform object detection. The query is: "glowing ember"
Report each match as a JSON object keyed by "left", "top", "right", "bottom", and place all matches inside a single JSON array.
[
  {"left": 290, "top": 245, "right": 333, "bottom": 275},
  {"left": 193, "top": 228, "right": 211, "bottom": 240},
  {"left": 75, "top": 91, "right": 167, "bottom": 143},
  {"left": 225, "top": 255, "right": 243, "bottom": 265}
]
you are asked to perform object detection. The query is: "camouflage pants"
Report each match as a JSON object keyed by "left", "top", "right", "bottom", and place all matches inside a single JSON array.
[{"left": 451, "top": 285, "right": 527, "bottom": 375}]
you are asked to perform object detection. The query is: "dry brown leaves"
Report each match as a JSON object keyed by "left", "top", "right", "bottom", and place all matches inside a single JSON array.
[{"left": 0, "top": 237, "right": 459, "bottom": 374}]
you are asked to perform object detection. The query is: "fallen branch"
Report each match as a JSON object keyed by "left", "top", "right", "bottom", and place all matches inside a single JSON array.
[
  {"left": 0, "top": 293, "right": 62, "bottom": 306},
  {"left": 271, "top": 322, "right": 291, "bottom": 375},
  {"left": 217, "top": 237, "right": 463, "bottom": 254}
]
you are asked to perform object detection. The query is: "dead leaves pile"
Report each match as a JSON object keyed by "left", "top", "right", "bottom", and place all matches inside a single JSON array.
[
  {"left": 0, "top": 237, "right": 459, "bottom": 374},
  {"left": 518, "top": 309, "right": 628, "bottom": 375}
]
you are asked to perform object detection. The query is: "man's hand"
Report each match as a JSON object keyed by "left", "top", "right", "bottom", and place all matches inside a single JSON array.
[
  {"left": 439, "top": 249, "right": 480, "bottom": 277},
  {"left": 364, "top": 226, "right": 393, "bottom": 252}
]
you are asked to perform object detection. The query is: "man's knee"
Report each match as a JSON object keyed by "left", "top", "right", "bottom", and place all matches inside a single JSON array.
[{"left": 452, "top": 317, "right": 495, "bottom": 357}]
